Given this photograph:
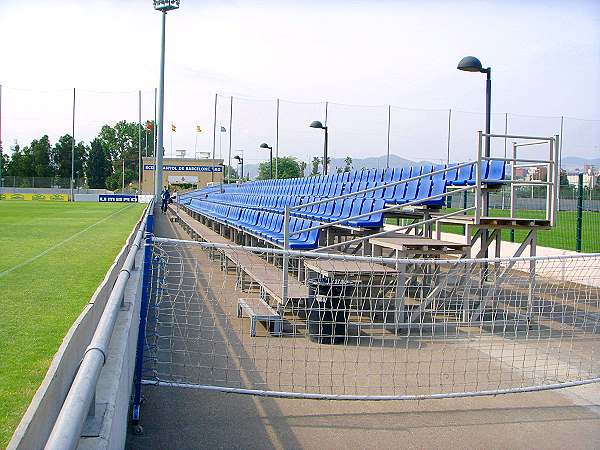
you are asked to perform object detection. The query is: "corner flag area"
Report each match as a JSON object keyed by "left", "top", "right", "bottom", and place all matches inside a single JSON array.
[{"left": 0, "top": 201, "right": 145, "bottom": 447}]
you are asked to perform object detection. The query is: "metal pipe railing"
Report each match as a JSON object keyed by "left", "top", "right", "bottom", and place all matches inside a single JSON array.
[{"left": 44, "top": 200, "right": 153, "bottom": 450}]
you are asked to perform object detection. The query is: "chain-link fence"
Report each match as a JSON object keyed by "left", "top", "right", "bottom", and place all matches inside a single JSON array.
[
  {"left": 441, "top": 180, "right": 600, "bottom": 253},
  {"left": 0, "top": 176, "right": 86, "bottom": 189},
  {"left": 139, "top": 237, "right": 600, "bottom": 400}
]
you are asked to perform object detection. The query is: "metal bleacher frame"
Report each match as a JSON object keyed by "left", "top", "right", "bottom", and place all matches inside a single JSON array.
[{"left": 178, "top": 131, "right": 559, "bottom": 312}]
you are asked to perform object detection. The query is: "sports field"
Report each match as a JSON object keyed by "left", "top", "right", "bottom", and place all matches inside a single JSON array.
[
  {"left": 0, "top": 201, "right": 145, "bottom": 447},
  {"left": 388, "top": 209, "right": 600, "bottom": 253}
]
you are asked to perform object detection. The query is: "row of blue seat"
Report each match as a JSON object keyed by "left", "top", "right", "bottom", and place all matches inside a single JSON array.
[
  {"left": 184, "top": 171, "right": 447, "bottom": 209},
  {"left": 184, "top": 193, "right": 386, "bottom": 228},
  {"left": 188, "top": 199, "right": 321, "bottom": 249},
  {"left": 179, "top": 161, "right": 505, "bottom": 205}
]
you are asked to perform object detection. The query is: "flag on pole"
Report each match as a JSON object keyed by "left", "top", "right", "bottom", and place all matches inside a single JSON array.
[
  {"left": 171, "top": 124, "right": 176, "bottom": 132},
  {"left": 220, "top": 126, "right": 227, "bottom": 132},
  {"left": 145, "top": 121, "right": 153, "bottom": 132},
  {"left": 196, "top": 125, "right": 202, "bottom": 133}
]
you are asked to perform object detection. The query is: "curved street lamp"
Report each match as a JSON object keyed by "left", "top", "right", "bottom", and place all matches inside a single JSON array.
[
  {"left": 457, "top": 56, "right": 491, "bottom": 159},
  {"left": 457, "top": 55, "right": 492, "bottom": 255},
  {"left": 260, "top": 143, "right": 273, "bottom": 178},
  {"left": 310, "top": 120, "right": 328, "bottom": 175}
]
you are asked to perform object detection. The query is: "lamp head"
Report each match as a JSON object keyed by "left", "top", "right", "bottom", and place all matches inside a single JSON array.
[
  {"left": 310, "top": 120, "right": 326, "bottom": 129},
  {"left": 153, "top": 0, "right": 180, "bottom": 12},
  {"left": 233, "top": 155, "right": 242, "bottom": 162},
  {"left": 259, "top": 143, "right": 272, "bottom": 150},
  {"left": 457, "top": 56, "right": 486, "bottom": 73}
]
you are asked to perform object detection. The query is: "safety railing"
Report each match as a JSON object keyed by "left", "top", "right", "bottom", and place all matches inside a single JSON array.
[{"left": 44, "top": 200, "right": 154, "bottom": 450}]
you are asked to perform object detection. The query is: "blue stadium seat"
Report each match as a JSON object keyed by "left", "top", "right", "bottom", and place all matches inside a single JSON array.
[
  {"left": 445, "top": 164, "right": 458, "bottom": 185},
  {"left": 393, "top": 178, "right": 419, "bottom": 204},
  {"left": 485, "top": 160, "right": 506, "bottom": 185},
  {"left": 452, "top": 163, "right": 474, "bottom": 186},
  {"left": 346, "top": 199, "right": 385, "bottom": 227},
  {"left": 467, "top": 161, "right": 489, "bottom": 185}
]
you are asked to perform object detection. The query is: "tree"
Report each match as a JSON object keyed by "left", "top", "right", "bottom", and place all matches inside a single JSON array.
[
  {"left": 310, "top": 157, "right": 320, "bottom": 176},
  {"left": 343, "top": 156, "right": 353, "bottom": 172},
  {"left": 257, "top": 157, "right": 301, "bottom": 180},
  {"left": 7, "top": 143, "right": 34, "bottom": 177},
  {"left": 0, "top": 152, "right": 8, "bottom": 178},
  {"left": 223, "top": 165, "right": 238, "bottom": 182},
  {"left": 98, "top": 120, "right": 151, "bottom": 179},
  {"left": 30, "top": 135, "right": 53, "bottom": 178},
  {"left": 105, "top": 168, "right": 136, "bottom": 192},
  {"left": 299, "top": 160, "right": 307, "bottom": 177},
  {"left": 52, "top": 134, "right": 88, "bottom": 183},
  {"left": 86, "top": 139, "right": 113, "bottom": 189}
]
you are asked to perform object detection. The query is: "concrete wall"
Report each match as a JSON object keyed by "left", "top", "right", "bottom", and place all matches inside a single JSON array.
[
  {"left": 7, "top": 212, "right": 145, "bottom": 450},
  {"left": 78, "top": 249, "right": 143, "bottom": 450}
]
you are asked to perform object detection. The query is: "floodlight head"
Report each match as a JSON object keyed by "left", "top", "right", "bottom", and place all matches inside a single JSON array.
[
  {"left": 154, "top": 0, "right": 180, "bottom": 12},
  {"left": 457, "top": 56, "right": 485, "bottom": 73},
  {"left": 260, "top": 143, "right": 272, "bottom": 150},
  {"left": 310, "top": 120, "right": 326, "bottom": 129}
]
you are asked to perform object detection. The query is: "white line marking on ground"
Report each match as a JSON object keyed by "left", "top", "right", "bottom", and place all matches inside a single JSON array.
[{"left": 0, "top": 204, "right": 134, "bottom": 278}]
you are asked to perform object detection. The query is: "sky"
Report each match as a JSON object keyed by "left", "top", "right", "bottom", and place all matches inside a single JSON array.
[{"left": 0, "top": 0, "right": 599, "bottom": 168}]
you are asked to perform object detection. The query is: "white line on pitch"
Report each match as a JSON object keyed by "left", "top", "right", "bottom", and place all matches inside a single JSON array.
[{"left": 0, "top": 204, "right": 134, "bottom": 278}]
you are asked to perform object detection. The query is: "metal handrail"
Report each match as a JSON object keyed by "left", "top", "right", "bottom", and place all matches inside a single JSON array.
[{"left": 44, "top": 200, "right": 153, "bottom": 450}]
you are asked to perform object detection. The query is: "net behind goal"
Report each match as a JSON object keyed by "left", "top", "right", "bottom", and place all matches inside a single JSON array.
[{"left": 139, "top": 238, "right": 600, "bottom": 399}]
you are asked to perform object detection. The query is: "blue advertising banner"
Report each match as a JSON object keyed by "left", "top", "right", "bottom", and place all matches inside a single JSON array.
[
  {"left": 99, "top": 195, "right": 139, "bottom": 203},
  {"left": 143, "top": 164, "right": 223, "bottom": 173}
]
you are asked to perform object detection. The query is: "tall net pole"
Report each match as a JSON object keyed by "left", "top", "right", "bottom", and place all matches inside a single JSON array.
[
  {"left": 70, "top": 88, "right": 76, "bottom": 201},
  {"left": 275, "top": 98, "right": 279, "bottom": 179},
  {"left": 386, "top": 105, "right": 391, "bottom": 169},
  {"left": 138, "top": 90, "right": 142, "bottom": 192},
  {"left": 211, "top": 94, "right": 217, "bottom": 182},
  {"left": 227, "top": 96, "right": 233, "bottom": 184}
]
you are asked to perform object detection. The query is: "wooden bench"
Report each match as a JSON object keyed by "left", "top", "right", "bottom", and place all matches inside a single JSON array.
[
  {"left": 237, "top": 298, "right": 283, "bottom": 337},
  {"left": 173, "top": 205, "right": 309, "bottom": 305},
  {"left": 171, "top": 206, "right": 231, "bottom": 245}
]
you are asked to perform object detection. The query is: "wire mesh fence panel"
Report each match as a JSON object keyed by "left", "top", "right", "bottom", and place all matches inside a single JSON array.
[
  {"left": 0, "top": 176, "right": 86, "bottom": 189},
  {"left": 326, "top": 103, "right": 389, "bottom": 166},
  {"left": 139, "top": 239, "right": 600, "bottom": 399}
]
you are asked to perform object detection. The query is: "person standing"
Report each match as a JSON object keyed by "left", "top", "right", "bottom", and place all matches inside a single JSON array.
[{"left": 161, "top": 186, "right": 170, "bottom": 213}]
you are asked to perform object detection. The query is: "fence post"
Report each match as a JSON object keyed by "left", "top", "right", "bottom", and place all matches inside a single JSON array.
[
  {"left": 576, "top": 172, "right": 583, "bottom": 252},
  {"left": 131, "top": 208, "right": 154, "bottom": 431}
]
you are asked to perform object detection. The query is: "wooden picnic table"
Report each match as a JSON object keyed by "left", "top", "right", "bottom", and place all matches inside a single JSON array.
[{"left": 369, "top": 234, "right": 470, "bottom": 258}]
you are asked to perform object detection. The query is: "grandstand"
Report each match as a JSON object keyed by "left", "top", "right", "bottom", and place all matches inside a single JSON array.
[
  {"left": 23, "top": 131, "right": 600, "bottom": 449},
  {"left": 124, "top": 130, "right": 600, "bottom": 418}
]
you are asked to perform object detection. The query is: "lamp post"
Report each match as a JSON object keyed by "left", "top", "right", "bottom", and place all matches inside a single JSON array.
[
  {"left": 233, "top": 155, "right": 244, "bottom": 182},
  {"left": 457, "top": 55, "right": 491, "bottom": 260},
  {"left": 310, "top": 120, "right": 328, "bottom": 175},
  {"left": 153, "top": 0, "right": 180, "bottom": 201},
  {"left": 260, "top": 143, "right": 273, "bottom": 178},
  {"left": 457, "top": 56, "right": 491, "bottom": 160},
  {"left": 219, "top": 126, "right": 226, "bottom": 159}
]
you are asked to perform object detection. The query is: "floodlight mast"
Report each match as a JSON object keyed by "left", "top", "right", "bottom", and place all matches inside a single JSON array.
[{"left": 153, "top": 0, "right": 180, "bottom": 201}]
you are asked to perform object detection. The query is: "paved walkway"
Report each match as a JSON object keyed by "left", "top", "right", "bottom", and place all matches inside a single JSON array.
[{"left": 126, "top": 213, "right": 600, "bottom": 450}]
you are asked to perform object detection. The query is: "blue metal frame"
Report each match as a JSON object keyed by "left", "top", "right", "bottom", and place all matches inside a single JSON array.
[{"left": 131, "top": 211, "right": 154, "bottom": 426}]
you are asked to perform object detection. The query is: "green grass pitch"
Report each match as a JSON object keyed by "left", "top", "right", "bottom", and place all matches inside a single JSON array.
[
  {"left": 389, "top": 209, "right": 599, "bottom": 253},
  {"left": 0, "top": 201, "right": 145, "bottom": 447}
]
